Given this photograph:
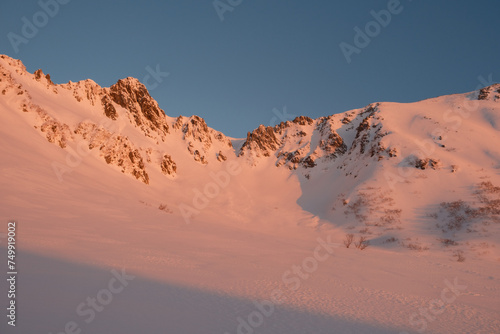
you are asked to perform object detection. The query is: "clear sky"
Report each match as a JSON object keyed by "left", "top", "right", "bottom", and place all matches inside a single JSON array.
[{"left": 1, "top": 0, "right": 498, "bottom": 138}]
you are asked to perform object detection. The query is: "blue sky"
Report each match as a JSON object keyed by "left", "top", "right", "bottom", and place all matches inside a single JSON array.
[{"left": 0, "top": 0, "right": 498, "bottom": 137}]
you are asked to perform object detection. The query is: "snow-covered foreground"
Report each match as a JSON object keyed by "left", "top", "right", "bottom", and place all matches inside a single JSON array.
[
  {"left": 0, "top": 55, "right": 499, "bottom": 333},
  {"left": 1, "top": 177, "right": 499, "bottom": 334},
  {"left": 0, "top": 188, "right": 499, "bottom": 333}
]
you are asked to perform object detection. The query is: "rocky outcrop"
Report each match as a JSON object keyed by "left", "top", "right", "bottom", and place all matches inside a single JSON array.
[
  {"left": 350, "top": 105, "right": 384, "bottom": 156},
  {"left": 5, "top": 54, "right": 476, "bottom": 187},
  {"left": 40, "top": 118, "right": 72, "bottom": 148},
  {"left": 63, "top": 79, "right": 104, "bottom": 105},
  {"left": 193, "top": 150, "right": 208, "bottom": 164},
  {"left": 275, "top": 116, "right": 347, "bottom": 170},
  {"left": 0, "top": 55, "right": 28, "bottom": 75},
  {"left": 74, "top": 122, "right": 150, "bottom": 184},
  {"left": 292, "top": 116, "right": 314, "bottom": 126},
  {"left": 0, "top": 55, "right": 235, "bottom": 183},
  {"left": 175, "top": 115, "right": 232, "bottom": 164},
  {"left": 276, "top": 148, "right": 312, "bottom": 169},
  {"left": 34, "top": 69, "right": 54, "bottom": 85},
  {"left": 238, "top": 104, "right": 402, "bottom": 171},
  {"left": 180, "top": 115, "right": 211, "bottom": 149},
  {"left": 217, "top": 151, "right": 227, "bottom": 162},
  {"left": 316, "top": 116, "right": 347, "bottom": 159},
  {"left": 160, "top": 154, "right": 177, "bottom": 176},
  {"left": 241, "top": 115, "right": 349, "bottom": 169},
  {"left": 413, "top": 157, "right": 440, "bottom": 170},
  {"left": 478, "top": 84, "right": 500, "bottom": 101},
  {"left": 20, "top": 101, "right": 73, "bottom": 149},
  {"left": 101, "top": 95, "right": 118, "bottom": 120},
  {"left": 240, "top": 125, "right": 282, "bottom": 158},
  {"left": 108, "top": 78, "right": 170, "bottom": 139}
]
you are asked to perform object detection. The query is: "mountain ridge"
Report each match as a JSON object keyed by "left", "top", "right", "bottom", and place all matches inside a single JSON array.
[
  {"left": 2, "top": 53, "right": 499, "bottom": 185},
  {"left": 1, "top": 54, "right": 500, "bottom": 261}
]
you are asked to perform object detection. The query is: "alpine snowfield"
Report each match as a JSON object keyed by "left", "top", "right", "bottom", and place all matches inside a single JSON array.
[{"left": 0, "top": 55, "right": 499, "bottom": 333}]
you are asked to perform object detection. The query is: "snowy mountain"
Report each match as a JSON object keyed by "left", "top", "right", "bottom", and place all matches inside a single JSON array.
[{"left": 1, "top": 55, "right": 499, "bottom": 333}]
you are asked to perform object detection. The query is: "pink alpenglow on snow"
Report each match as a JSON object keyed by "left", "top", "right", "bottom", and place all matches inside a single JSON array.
[{"left": 0, "top": 55, "right": 499, "bottom": 333}]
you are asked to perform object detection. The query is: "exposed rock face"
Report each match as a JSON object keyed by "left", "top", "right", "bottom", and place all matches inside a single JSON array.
[
  {"left": 101, "top": 95, "right": 118, "bottom": 120},
  {"left": 351, "top": 105, "right": 378, "bottom": 155},
  {"left": 5, "top": 54, "right": 496, "bottom": 187},
  {"left": 348, "top": 104, "right": 394, "bottom": 160},
  {"left": 160, "top": 154, "right": 177, "bottom": 176},
  {"left": 108, "top": 78, "right": 170, "bottom": 139},
  {"left": 74, "top": 122, "right": 150, "bottom": 184},
  {"left": 34, "top": 69, "right": 54, "bottom": 85},
  {"left": 478, "top": 84, "right": 500, "bottom": 101},
  {"left": 34, "top": 69, "right": 43, "bottom": 80},
  {"left": 193, "top": 150, "right": 208, "bottom": 164},
  {"left": 301, "top": 156, "right": 316, "bottom": 168},
  {"left": 40, "top": 118, "right": 72, "bottom": 148},
  {"left": 62, "top": 79, "right": 103, "bottom": 105},
  {"left": 413, "top": 157, "right": 440, "bottom": 170},
  {"left": 240, "top": 125, "right": 282, "bottom": 158},
  {"left": 1, "top": 55, "right": 254, "bottom": 184},
  {"left": 180, "top": 115, "right": 211, "bottom": 149},
  {"left": 237, "top": 104, "right": 403, "bottom": 172},
  {"left": 81, "top": 80, "right": 101, "bottom": 105},
  {"left": 316, "top": 116, "right": 347, "bottom": 159},
  {"left": 22, "top": 101, "right": 73, "bottom": 149},
  {"left": 173, "top": 116, "right": 184, "bottom": 130},
  {"left": 292, "top": 116, "right": 314, "bottom": 126},
  {"left": 241, "top": 115, "right": 349, "bottom": 169},
  {"left": 0, "top": 55, "right": 404, "bottom": 184},
  {"left": 277, "top": 116, "right": 347, "bottom": 169},
  {"left": 217, "top": 151, "right": 227, "bottom": 162},
  {"left": 0, "top": 55, "right": 27, "bottom": 74},
  {"left": 0, "top": 64, "right": 26, "bottom": 97},
  {"left": 174, "top": 115, "right": 232, "bottom": 164}
]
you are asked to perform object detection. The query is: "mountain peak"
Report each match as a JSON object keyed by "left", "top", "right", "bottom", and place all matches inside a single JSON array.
[
  {"left": 0, "top": 55, "right": 242, "bottom": 184},
  {"left": 34, "top": 69, "right": 55, "bottom": 85},
  {"left": 108, "top": 76, "right": 170, "bottom": 138},
  {"left": 0, "top": 54, "right": 27, "bottom": 74}
]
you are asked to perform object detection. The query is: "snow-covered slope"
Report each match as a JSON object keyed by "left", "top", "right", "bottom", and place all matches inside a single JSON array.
[{"left": 1, "top": 55, "right": 499, "bottom": 333}]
